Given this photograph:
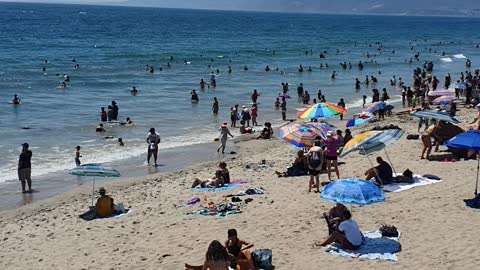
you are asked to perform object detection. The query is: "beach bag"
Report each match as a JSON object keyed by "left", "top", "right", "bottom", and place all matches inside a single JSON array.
[
  {"left": 252, "top": 249, "right": 273, "bottom": 270},
  {"left": 308, "top": 151, "right": 322, "bottom": 170},
  {"left": 379, "top": 225, "right": 399, "bottom": 237},
  {"left": 406, "top": 134, "right": 419, "bottom": 140}
]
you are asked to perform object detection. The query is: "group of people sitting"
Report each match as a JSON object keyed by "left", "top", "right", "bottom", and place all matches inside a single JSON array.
[
  {"left": 319, "top": 204, "right": 364, "bottom": 250},
  {"left": 185, "top": 229, "right": 259, "bottom": 270},
  {"left": 240, "top": 121, "right": 273, "bottom": 140},
  {"left": 191, "top": 162, "right": 230, "bottom": 189}
]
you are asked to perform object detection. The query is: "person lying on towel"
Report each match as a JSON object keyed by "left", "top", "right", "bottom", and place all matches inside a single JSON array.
[
  {"left": 191, "top": 170, "right": 225, "bottom": 188},
  {"left": 319, "top": 210, "right": 364, "bottom": 250},
  {"left": 365, "top": 156, "right": 393, "bottom": 185}
]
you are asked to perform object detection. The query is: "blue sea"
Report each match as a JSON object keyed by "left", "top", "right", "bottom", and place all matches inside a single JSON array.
[{"left": 1, "top": 3, "right": 479, "bottom": 192}]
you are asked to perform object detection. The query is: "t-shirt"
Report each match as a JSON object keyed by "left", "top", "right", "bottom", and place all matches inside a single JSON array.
[
  {"left": 338, "top": 219, "right": 363, "bottom": 246},
  {"left": 147, "top": 133, "right": 161, "bottom": 145},
  {"left": 325, "top": 139, "right": 338, "bottom": 157},
  {"left": 18, "top": 150, "right": 32, "bottom": 169},
  {"left": 377, "top": 161, "right": 393, "bottom": 183}
]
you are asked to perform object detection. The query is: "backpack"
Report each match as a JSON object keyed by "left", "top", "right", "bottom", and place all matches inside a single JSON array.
[
  {"left": 252, "top": 249, "right": 273, "bottom": 270},
  {"left": 308, "top": 151, "right": 323, "bottom": 169}
]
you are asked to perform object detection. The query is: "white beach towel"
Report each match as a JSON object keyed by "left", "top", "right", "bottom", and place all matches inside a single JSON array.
[
  {"left": 383, "top": 174, "right": 442, "bottom": 193},
  {"left": 325, "top": 231, "right": 401, "bottom": 262}
]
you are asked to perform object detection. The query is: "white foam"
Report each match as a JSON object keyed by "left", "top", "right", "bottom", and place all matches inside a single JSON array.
[
  {"left": 453, "top": 54, "right": 467, "bottom": 59},
  {"left": 440, "top": 57, "right": 453, "bottom": 63}
]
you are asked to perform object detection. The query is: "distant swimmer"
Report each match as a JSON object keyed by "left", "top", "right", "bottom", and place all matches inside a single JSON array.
[
  {"left": 42, "top": 67, "right": 46, "bottom": 72},
  {"left": 167, "top": 62, "right": 171, "bottom": 67},
  {"left": 149, "top": 66, "right": 154, "bottom": 73},
  {"left": 331, "top": 71, "right": 336, "bottom": 79},
  {"left": 209, "top": 72, "right": 217, "bottom": 82},
  {"left": 216, "top": 69, "right": 220, "bottom": 74},
  {"left": 130, "top": 86, "right": 138, "bottom": 96},
  {"left": 96, "top": 123, "right": 106, "bottom": 132},
  {"left": 191, "top": 89, "right": 199, "bottom": 102},
  {"left": 170, "top": 56, "right": 174, "bottom": 61},
  {"left": 11, "top": 94, "right": 21, "bottom": 105},
  {"left": 60, "top": 82, "right": 67, "bottom": 88},
  {"left": 118, "top": 138, "right": 124, "bottom": 146},
  {"left": 298, "top": 65, "right": 303, "bottom": 72},
  {"left": 120, "top": 117, "right": 134, "bottom": 126},
  {"left": 243, "top": 65, "right": 248, "bottom": 71},
  {"left": 228, "top": 66, "right": 232, "bottom": 73},
  {"left": 200, "top": 79, "right": 206, "bottom": 89},
  {"left": 307, "top": 66, "right": 312, "bottom": 72},
  {"left": 72, "top": 58, "right": 76, "bottom": 62},
  {"left": 355, "top": 78, "right": 361, "bottom": 90},
  {"left": 74, "top": 64, "right": 80, "bottom": 69},
  {"left": 265, "top": 65, "right": 270, "bottom": 71},
  {"left": 212, "top": 97, "right": 219, "bottom": 114},
  {"left": 63, "top": 74, "right": 70, "bottom": 82}
]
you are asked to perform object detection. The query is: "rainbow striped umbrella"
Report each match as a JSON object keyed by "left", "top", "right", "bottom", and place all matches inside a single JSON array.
[
  {"left": 305, "top": 122, "right": 335, "bottom": 140},
  {"left": 297, "top": 102, "right": 347, "bottom": 120},
  {"left": 432, "top": 95, "right": 455, "bottom": 105},
  {"left": 339, "top": 131, "right": 382, "bottom": 157},
  {"left": 279, "top": 122, "right": 321, "bottom": 148}
]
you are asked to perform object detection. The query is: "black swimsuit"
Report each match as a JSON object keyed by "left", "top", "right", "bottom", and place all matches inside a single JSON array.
[{"left": 228, "top": 240, "right": 241, "bottom": 258}]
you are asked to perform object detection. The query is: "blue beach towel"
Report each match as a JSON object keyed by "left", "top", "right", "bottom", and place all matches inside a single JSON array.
[{"left": 191, "top": 180, "right": 250, "bottom": 192}]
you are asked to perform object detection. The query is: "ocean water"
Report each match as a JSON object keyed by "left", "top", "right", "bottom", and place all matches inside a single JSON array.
[{"left": 1, "top": 2, "right": 480, "bottom": 185}]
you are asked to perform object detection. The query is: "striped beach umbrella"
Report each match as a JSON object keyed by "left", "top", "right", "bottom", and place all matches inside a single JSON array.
[
  {"left": 339, "top": 131, "right": 382, "bottom": 157},
  {"left": 70, "top": 164, "right": 120, "bottom": 206},
  {"left": 432, "top": 95, "right": 455, "bottom": 105},
  {"left": 359, "top": 129, "right": 405, "bottom": 155},
  {"left": 297, "top": 102, "right": 347, "bottom": 120},
  {"left": 279, "top": 122, "right": 321, "bottom": 148},
  {"left": 428, "top": 89, "right": 455, "bottom": 97},
  {"left": 305, "top": 122, "right": 335, "bottom": 140},
  {"left": 365, "top": 101, "right": 386, "bottom": 114},
  {"left": 410, "top": 110, "right": 461, "bottom": 124}
]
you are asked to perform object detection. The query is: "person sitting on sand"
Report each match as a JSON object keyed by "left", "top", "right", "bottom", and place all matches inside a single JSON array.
[
  {"left": 219, "top": 162, "right": 230, "bottom": 184},
  {"left": 319, "top": 210, "right": 364, "bottom": 250},
  {"left": 225, "top": 229, "right": 255, "bottom": 270},
  {"left": 365, "top": 156, "right": 393, "bottom": 185},
  {"left": 185, "top": 240, "right": 232, "bottom": 270},
  {"left": 95, "top": 187, "right": 114, "bottom": 218},
  {"left": 256, "top": 127, "right": 271, "bottom": 139},
  {"left": 191, "top": 170, "right": 225, "bottom": 189},
  {"left": 323, "top": 203, "right": 348, "bottom": 235},
  {"left": 275, "top": 150, "right": 308, "bottom": 177},
  {"left": 239, "top": 120, "right": 254, "bottom": 134},
  {"left": 265, "top": 122, "right": 274, "bottom": 137}
]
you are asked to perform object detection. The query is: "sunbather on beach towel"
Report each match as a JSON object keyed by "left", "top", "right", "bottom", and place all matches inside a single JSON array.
[
  {"left": 275, "top": 150, "right": 308, "bottom": 177},
  {"left": 79, "top": 187, "right": 123, "bottom": 220},
  {"left": 191, "top": 170, "right": 225, "bottom": 189},
  {"left": 365, "top": 157, "right": 393, "bottom": 185},
  {"left": 319, "top": 210, "right": 364, "bottom": 250},
  {"left": 323, "top": 203, "right": 348, "bottom": 235}
]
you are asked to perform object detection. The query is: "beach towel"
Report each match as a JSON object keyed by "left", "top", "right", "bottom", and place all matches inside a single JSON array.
[
  {"left": 80, "top": 208, "right": 130, "bottom": 221},
  {"left": 231, "top": 187, "right": 265, "bottom": 196},
  {"left": 186, "top": 203, "right": 242, "bottom": 217},
  {"left": 325, "top": 231, "right": 401, "bottom": 262},
  {"left": 191, "top": 180, "right": 250, "bottom": 192},
  {"left": 383, "top": 174, "right": 442, "bottom": 193}
]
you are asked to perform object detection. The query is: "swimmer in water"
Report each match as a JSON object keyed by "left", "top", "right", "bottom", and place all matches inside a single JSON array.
[
  {"left": 96, "top": 123, "right": 106, "bottom": 132},
  {"left": 200, "top": 79, "right": 206, "bottom": 89},
  {"left": 118, "top": 138, "right": 124, "bottom": 146},
  {"left": 130, "top": 86, "right": 138, "bottom": 96},
  {"left": 191, "top": 90, "right": 199, "bottom": 102},
  {"left": 244, "top": 65, "right": 248, "bottom": 71},
  {"left": 12, "top": 94, "right": 21, "bottom": 105},
  {"left": 228, "top": 66, "right": 232, "bottom": 73}
]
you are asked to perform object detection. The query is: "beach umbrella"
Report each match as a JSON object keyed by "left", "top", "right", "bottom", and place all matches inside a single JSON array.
[
  {"left": 410, "top": 110, "right": 461, "bottom": 124},
  {"left": 297, "top": 102, "right": 347, "bottom": 120},
  {"left": 278, "top": 94, "right": 291, "bottom": 99},
  {"left": 305, "top": 122, "right": 335, "bottom": 140},
  {"left": 365, "top": 101, "right": 386, "bottom": 114},
  {"left": 432, "top": 95, "right": 455, "bottom": 105},
  {"left": 346, "top": 113, "right": 372, "bottom": 128},
  {"left": 321, "top": 178, "right": 385, "bottom": 206},
  {"left": 279, "top": 122, "right": 321, "bottom": 148},
  {"left": 456, "top": 82, "right": 472, "bottom": 89},
  {"left": 428, "top": 89, "right": 455, "bottom": 97},
  {"left": 359, "top": 129, "right": 405, "bottom": 175},
  {"left": 70, "top": 164, "right": 121, "bottom": 206},
  {"left": 339, "top": 131, "right": 382, "bottom": 158},
  {"left": 444, "top": 131, "right": 480, "bottom": 196}
]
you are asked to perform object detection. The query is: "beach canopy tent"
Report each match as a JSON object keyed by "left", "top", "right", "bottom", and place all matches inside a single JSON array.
[
  {"left": 444, "top": 131, "right": 480, "bottom": 196},
  {"left": 297, "top": 102, "right": 347, "bottom": 120},
  {"left": 321, "top": 178, "right": 385, "bottom": 206},
  {"left": 70, "top": 164, "right": 120, "bottom": 206}
]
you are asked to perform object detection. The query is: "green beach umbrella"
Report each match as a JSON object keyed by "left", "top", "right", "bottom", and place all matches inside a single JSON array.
[{"left": 70, "top": 164, "right": 120, "bottom": 206}]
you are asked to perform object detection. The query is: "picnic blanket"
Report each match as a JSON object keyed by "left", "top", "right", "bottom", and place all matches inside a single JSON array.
[
  {"left": 80, "top": 208, "right": 130, "bottom": 221},
  {"left": 383, "top": 174, "right": 442, "bottom": 193},
  {"left": 325, "top": 231, "right": 401, "bottom": 262},
  {"left": 191, "top": 180, "right": 250, "bottom": 192}
]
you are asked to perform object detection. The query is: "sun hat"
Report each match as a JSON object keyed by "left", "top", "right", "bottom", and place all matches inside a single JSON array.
[{"left": 327, "top": 131, "right": 333, "bottom": 137}]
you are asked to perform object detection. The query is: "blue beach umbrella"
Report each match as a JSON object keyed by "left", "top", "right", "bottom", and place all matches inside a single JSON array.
[
  {"left": 445, "top": 131, "right": 480, "bottom": 196},
  {"left": 321, "top": 178, "right": 385, "bottom": 206},
  {"left": 346, "top": 114, "right": 372, "bottom": 128},
  {"left": 410, "top": 110, "right": 461, "bottom": 124},
  {"left": 70, "top": 164, "right": 121, "bottom": 206}
]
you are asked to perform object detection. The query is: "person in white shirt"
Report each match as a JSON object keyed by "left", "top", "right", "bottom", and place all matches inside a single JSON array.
[
  {"left": 319, "top": 210, "right": 363, "bottom": 250},
  {"left": 146, "top": 128, "right": 161, "bottom": 166}
]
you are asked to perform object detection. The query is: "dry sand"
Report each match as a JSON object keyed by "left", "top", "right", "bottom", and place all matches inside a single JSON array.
[{"left": 1, "top": 107, "right": 480, "bottom": 270}]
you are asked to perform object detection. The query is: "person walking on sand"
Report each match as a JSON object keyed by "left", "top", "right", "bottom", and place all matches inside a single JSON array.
[
  {"left": 18, "top": 143, "right": 33, "bottom": 193},
  {"left": 75, "top": 145, "right": 82, "bottom": 166},
  {"left": 217, "top": 122, "right": 233, "bottom": 154},
  {"left": 146, "top": 128, "right": 161, "bottom": 166},
  {"left": 325, "top": 132, "right": 340, "bottom": 181}
]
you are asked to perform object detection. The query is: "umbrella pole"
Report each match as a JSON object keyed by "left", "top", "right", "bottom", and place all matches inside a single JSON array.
[
  {"left": 363, "top": 147, "right": 383, "bottom": 185},
  {"left": 91, "top": 176, "right": 96, "bottom": 207},
  {"left": 476, "top": 153, "right": 479, "bottom": 197},
  {"left": 383, "top": 148, "right": 397, "bottom": 176}
]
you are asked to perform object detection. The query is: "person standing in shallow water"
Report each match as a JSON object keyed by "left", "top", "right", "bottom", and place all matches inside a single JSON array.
[
  {"left": 146, "top": 128, "right": 161, "bottom": 166},
  {"left": 217, "top": 123, "right": 233, "bottom": 154},
  {"left": 281, "top": 98, "right": 287, "bottom": 120},
  {"left": 18, "top": 143, "right": 33, "bottom": 193},
  {"left": 212, "top": 97, "right": 219, "bottom": 114}
]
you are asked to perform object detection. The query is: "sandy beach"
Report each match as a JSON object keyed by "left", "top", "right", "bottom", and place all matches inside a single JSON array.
[{"left": 1, "top": 105, "right": 480, "bottom": 270}]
